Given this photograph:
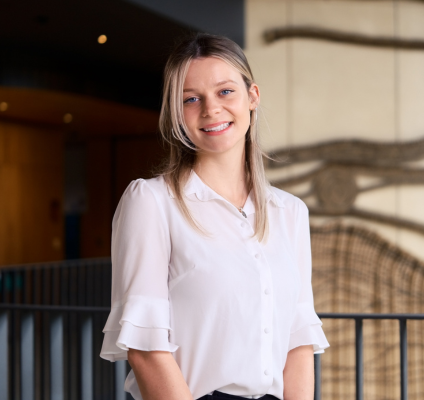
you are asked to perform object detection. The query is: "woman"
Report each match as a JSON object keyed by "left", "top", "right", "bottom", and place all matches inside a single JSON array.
[{"left": 100, "top": 33, "right": 329, "bottom": 400}]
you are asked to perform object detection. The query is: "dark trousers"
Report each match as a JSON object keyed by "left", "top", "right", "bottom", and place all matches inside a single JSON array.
[{"left": 197, "top": 391, "right": 280, "bottom": 400}]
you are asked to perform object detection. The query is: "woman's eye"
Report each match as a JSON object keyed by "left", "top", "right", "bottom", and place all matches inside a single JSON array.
[
  {"left": 184, "top": 97, "right": 198, "bottom": 104},
  {"left": 221, "top": 89, "right": 234, "bottom": 95}
]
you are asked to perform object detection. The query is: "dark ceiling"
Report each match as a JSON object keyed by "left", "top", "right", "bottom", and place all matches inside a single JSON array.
[
  {"left": 0, "top": 0, "right": 198, "bottom": 109},
  {"left": 125, "top": 0, "right": 245, "bottom": 47}
]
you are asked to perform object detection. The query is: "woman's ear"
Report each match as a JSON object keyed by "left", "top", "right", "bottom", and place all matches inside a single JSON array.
[{"left": 248, "top": 83, "right": 260, "bottom": 110}]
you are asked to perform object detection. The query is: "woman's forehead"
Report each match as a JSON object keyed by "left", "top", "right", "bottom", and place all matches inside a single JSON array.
[{"left": 184, "top": 57, "right": 243, "bottom": 89}]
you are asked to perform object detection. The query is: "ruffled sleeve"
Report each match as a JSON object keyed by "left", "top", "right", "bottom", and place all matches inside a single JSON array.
[
  {"left": 100, "top": 179, "right": 178, "bottom": 362},
  {"left": 288, "top": 200, "right": 330, "bottom": 355}
]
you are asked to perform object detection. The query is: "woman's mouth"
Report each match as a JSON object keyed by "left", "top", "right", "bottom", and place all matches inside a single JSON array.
[{"left": 200, "top": 122, "right": 233, "bottom": 136}]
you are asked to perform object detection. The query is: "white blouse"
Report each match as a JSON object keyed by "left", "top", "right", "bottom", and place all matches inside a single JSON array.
[{"left": 100, "top": 170, "right": 329, "bottom": 400}]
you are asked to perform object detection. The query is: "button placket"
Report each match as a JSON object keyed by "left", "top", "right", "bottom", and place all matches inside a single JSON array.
[
  {"left": 242, "top": 221, "right": 273, "bottom": 387},
  {"left": 255, "top": 246, "right": 274, "bottom": 388}
]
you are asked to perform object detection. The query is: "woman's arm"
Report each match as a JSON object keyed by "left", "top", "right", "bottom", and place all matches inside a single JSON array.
[
  {"left": 283, "top": 345, "right": 314, "bottom": 400},
  {"left": 128, "top": 349, "right": 194, "bottom": 400}
]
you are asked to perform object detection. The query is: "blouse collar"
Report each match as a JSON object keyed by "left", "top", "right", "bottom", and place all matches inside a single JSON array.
[{"left": 180, "top": 170, "right": 285, "bottom": 213}]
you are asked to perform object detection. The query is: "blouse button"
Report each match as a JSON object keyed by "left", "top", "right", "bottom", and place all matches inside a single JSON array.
[
  {"left": 264, "top": 288, "right": 271, "bottom": 295},
  {"left": 254, "top": 254, "right": 260, "bottom": 259},
  {"left": 264, "top": 328, "right": 270, "bottom": 334},
  {"left": 264, "top": 369, "right": 270, "bottom": 376},
  {"left": 240, "top": 222, "right": 245, "bottom": 228}
]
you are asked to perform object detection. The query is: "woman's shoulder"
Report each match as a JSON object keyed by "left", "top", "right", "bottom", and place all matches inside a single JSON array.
[
  {"left": 122, "top": 175, "right": 171, "bottom": 199},
  {"left": 117, "top": 175, "right": 174, "bottom": 213},
  {"left": 113, "top": 175, "right": 173, "bottom": 226},
  {"left": 268, "top": 185, "right": 308, "bottom": 214}
]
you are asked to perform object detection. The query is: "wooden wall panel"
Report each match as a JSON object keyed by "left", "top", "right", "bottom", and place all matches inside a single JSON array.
[
  {"left": 0, "top": 121, "right": 64, "bottom": 265},
  {"left": 80, "top": 138, "right": 112, "bottom": 258},
  {"left": 0, "top": 165, "right": 21, "bottom": 263},
  {"left": 80, "top": 134, "right": 166, "bottom": 258},
  {"left": 113, "top": 134, "right": 166, "bottom": 207}
]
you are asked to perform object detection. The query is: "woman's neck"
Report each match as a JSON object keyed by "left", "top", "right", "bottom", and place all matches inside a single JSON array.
[{"left": 193, "top": 150, "right": 249, "bottom": 209}]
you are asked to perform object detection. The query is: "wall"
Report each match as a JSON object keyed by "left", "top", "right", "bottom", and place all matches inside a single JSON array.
[
  {"left": 245, "top": 0, "right": 424, "bottom": 262},
  {"left": 79, "top": 134, "right": 166, "bottom": 259},
  {"left": 0, "top": 120, "right": 64, "bottom": 264},
  {"left": 0, "top": 87, "right": 163, "bottom": 264},
  {"left": 244, "top": 2, "right": 424, "bottom": 398}
]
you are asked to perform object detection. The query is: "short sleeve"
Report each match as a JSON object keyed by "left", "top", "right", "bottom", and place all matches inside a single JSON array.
[
  {"left": 100, "top": 179, "right": 178, "bottom": 362},
  {"left": 287, "top": 200, "right": 330, "bottom": 355}
]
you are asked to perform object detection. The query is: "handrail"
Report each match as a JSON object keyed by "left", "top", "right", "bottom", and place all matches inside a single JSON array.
[
  {"left": 0, "top": 257, "right": 111, "bottom": 270},
  {"left": 314, "top": 312, "right": 424, "bottom": 400},
  {"left": 318, "top": 312, "right": 424, "bottom": 319},
  {"left": 0, "top": 301, "right": 423, "bottom": 399},
  {"left": 0, "top": 303, "right": 109, "bottom": 312}
]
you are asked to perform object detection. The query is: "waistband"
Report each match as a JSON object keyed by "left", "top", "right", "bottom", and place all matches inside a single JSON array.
[{"left": 197, "top": 391, "right": 280, "bottom": 400}]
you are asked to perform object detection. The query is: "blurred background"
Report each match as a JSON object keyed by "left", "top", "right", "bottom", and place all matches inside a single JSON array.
[{"left": 0, "top": 0, "right": 423, "bottom": 399}]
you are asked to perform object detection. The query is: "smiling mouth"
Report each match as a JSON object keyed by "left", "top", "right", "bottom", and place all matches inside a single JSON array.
[{"left": 200, "top": 122, "right": 233, "bottom": 132}]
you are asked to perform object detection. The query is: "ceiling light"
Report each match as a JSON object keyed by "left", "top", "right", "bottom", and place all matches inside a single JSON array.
[
  {"left": 98, "top": 35, "right": 107, "bottom": 44},
  {"left": 63, "top": 113, "right": 73, "bottom": 123},
  {"left": 0, "top": 102, "right": 8, "bottom": 112}
]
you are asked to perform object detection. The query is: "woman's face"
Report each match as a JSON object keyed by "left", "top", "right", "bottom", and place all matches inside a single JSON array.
[{"left": 182, "top": 57, "right": 259, "bottom": 156}]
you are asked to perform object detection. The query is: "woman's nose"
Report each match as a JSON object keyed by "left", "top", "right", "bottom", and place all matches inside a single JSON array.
[{"left": 201, "top": 96, "right": 221, "bottom": 117}]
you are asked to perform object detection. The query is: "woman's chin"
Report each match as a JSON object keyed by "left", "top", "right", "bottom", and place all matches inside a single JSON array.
[
  {"left": 197, "top": 141, "right": 244, "bottom": 156},
  {"left": 191, "top": 130, "right": 247, "bottom": 156}
]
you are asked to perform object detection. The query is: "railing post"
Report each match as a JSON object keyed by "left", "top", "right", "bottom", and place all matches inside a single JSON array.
[
  {"left": 0, "top": 311, "right": 8, "bottom": 399},
  {"left": 115, "top": 360, "right": 128, "bottom": 400},
  {"left": 355, "top": 318, "right": 363, "bottom": 400},
  {"left": 81, "top": 315, "right": 93, "bottom": 400},
  {"left": 399, "top": 318, "right": 408, "bottom": 400},
  {"left": 50, "top": 313, "right": 64, "bottom": 400},
  {"left": 314, "top": 353, "right": 321, "bottom": 400},
  {"left": 21, "top": 312, "right": 35, "bottom": 400}
]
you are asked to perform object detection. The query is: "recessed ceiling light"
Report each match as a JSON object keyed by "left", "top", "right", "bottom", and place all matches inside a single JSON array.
[
  {"left": 63, "top": 113, "right": 73, "bottom": 123},
  {"left": 0, "top": 102, "right": 8, "bottom": 112},
  {"left": 98, "top": 35, "right": 107, "bottom": 44}
]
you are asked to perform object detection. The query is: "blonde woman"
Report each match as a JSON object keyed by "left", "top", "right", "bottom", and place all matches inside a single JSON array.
[{"left": 100, "top": 33, "right": 329, "bottom": 400}]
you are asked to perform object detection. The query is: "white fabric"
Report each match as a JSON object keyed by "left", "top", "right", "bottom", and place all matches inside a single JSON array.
[{"left": 100, "top": 170, "right": 329, "bottom": 400}]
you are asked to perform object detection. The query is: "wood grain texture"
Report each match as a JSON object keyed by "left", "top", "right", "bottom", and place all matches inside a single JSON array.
[{"left": 0, "top": 120, "right": 64, "bottom": 264}]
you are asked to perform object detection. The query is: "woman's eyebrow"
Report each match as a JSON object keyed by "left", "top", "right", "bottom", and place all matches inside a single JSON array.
[
  {"left": 183, "top": 80, "right": 238, "bottom": 93},
  {"left": 215, "top": 79, "right": 238, "bottom": 87}
]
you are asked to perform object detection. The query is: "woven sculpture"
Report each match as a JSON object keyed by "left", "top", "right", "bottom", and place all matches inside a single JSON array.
[
  {"left": 311, "top": 223, "right": 424, "bottom": 400},
  {"left": 268, "top": 137, "right": 424, "bottom": 399}
]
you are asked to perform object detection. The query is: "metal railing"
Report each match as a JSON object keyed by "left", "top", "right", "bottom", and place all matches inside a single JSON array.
[
  {"left": 0, "top": 258, "right": 112, "bottom": 307},
  {"left": 1, "top": 260, "right": 423, "bottom": 400},
  {"left": 0, "top": 303, "right": 131, "bottom": 400},
  {"left": 1, "top": 304, "right": 423, "bottom": 400},
  {"left": 314, "top": 312, "right": 424, "bottom": 400},
  {"left": 0, "top": 258, "right": 115, "bottom": 399}
]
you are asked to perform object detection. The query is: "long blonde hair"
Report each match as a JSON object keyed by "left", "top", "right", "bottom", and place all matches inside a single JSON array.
[{"left": 158, "top": 33, "right": 271, "bottom": 242}]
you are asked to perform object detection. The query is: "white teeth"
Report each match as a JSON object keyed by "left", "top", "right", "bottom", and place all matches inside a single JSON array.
[{"left": 203, "top": 122, "right": 230, "bottom": 132}]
